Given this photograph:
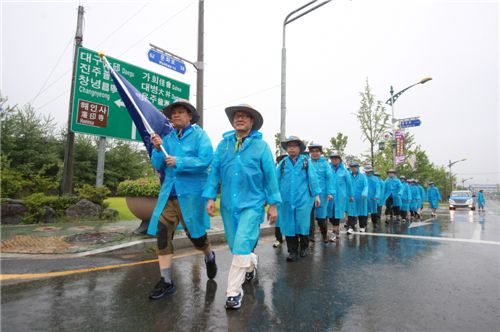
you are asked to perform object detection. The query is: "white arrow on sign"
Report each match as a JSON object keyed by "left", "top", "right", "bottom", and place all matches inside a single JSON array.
[{"left": 114, "top": 99, "right": 125, "bottom": 108}]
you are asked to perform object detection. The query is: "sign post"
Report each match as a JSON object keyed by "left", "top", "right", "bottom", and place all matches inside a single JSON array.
[{"left": 71, "top": 47, "right": 190, "bottom": 141}]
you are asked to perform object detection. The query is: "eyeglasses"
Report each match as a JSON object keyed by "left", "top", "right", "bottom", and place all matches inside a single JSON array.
[{"left": 233, "top": 113, "right": 251, "bottom": 120}]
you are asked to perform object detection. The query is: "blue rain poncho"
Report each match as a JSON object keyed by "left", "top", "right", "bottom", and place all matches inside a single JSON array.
[
  {"left": 347, "top": 172, "right": 368, "bottom": 217},
  {"left": 418, "top": 184, "right": 425, "bottom": 209},
  {"left": 427, "top": 186, "right": 441, "bottom": 209},
  {"left": 277, "top": 154, "right": 321, "bottom": 237},
  {"left": 477, "top": 191, "right": 485, "bottom": 207},
  {"left": 202, "top": 130, "right": 281, "bottom": 255},
  {"left": 400, "top": 181, "right": 412, "bottom": 212},
  {"left": 310, "top": 156, "right": 335, "bottom": 219},
  {"left": 148, "top": 125, "right": 213, "bottom": 237},
  {"left": 377, "top": 178, "right": 385, "bottom": 207},
  {"left": 384, "top": 177, "right": 403, "bottom": 207},
  {"left": 367, "top": 173, "right": 381, "bottom": 214},
  {"left": 327, "top": 162, "right": 353, "bottom": 219},
  {"left": 410, "top": 184, "right": 421, "bottom": 212}
]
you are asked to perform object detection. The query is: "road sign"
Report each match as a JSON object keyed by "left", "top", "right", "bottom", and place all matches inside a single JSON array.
[
  {"left": 148, "top": 48, "right": 187, "bottom": 74},
  {"left": 71, "top": 47, "right": 190, "bottom": 141},
  {"left": 400, "top": 118, "right": 421, "bottom": 128},
  {"left": 395, "top": 130, "right": 405, "bottom": 165}
]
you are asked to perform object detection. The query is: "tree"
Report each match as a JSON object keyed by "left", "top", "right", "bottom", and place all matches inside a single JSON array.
[
  {"left": 327, "top": 132, "right": 348, "bottom": 156},
  {"left": 355, "top": 78, "right": 391, "bottom": 168}
]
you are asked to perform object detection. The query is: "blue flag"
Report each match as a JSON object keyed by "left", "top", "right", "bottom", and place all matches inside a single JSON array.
[{"left": 108, "top": 69, "right": 173, "bottom": 157}]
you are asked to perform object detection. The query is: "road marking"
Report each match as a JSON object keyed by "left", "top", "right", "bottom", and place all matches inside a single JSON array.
[
  {"left": 471, "top": 223, "right": 482, "bottom": 241},
  {"left": 349, "top": 231, "right": 500, "bottom": 246},
  {"left": 408, "top": 218, "right": 434, "bottom": 228},
  {"left": 0, "top": 250, "right": 202, "bottom": 281}
]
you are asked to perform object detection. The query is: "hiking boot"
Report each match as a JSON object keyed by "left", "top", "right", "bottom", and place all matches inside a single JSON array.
[
  {"left": 205, "top": 251, "right": 217, "bottom": 279},
  {"left": 149, "top": 278, "right": 176, "bottom": 300}
]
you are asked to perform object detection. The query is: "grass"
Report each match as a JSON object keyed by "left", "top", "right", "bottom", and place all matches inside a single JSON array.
[
  {"left": 105, "top": 196, "right": 221, "bottom": 220},
  {"left": 105, "top": 197, "right": 137, "bottom": 220}
]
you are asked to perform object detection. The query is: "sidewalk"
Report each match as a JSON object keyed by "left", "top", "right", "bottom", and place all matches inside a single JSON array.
[{"left": 0, "top": 217, "right": 275, "bottom": 257}]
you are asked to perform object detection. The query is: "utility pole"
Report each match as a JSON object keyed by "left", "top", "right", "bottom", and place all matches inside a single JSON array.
[
  {"left": 96, "top": 137, "right": 106, "bottom": 187},
  {"left": 196, "top": 0, "right": 204, "bottom": 128},
  {"left": 61, "top": 5, "right": 84, "bottom": 195}
]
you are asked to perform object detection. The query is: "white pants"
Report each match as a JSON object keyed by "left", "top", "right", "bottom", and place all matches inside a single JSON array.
[{"left": 226, "top": 253, "right": 258, "bottom": 297}]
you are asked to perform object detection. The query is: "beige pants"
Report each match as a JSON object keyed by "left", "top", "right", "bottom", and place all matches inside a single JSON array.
[{"left": 226, "top": 253, "right": 258, "bottom": 297}]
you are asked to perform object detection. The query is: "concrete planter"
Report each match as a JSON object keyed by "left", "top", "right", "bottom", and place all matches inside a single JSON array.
[{"left": 125, "top": 197, "right": 158, "bottom": 221}]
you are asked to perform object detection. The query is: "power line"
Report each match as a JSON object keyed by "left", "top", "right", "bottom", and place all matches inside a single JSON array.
[
  {"left": 204, "top": 84, "right": 281, "bottom": 110},
  {"left": 36, "top": 89, "right": 70, "bottom": 111},
  {"left": 29, "top": 36, "right": 73, "bottom": 105},
  {"left": 118, "top": 1, "right": 195, "bottom": 56}
]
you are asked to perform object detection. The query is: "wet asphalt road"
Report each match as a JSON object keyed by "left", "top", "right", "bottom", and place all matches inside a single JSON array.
[{"left": 2, "top": 201, "right": 500, "bottom": 332}]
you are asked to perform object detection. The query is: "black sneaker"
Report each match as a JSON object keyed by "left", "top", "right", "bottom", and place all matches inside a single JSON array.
[
  {"left": 149, "top": 278, "right": 176, "bottom": 300},
  {"left": 225, "top": 293, "right": 243, "bottom": 310},
  {"left": 205, "top": 251, "right": 217, "bottom": 279},
  {"left": 299, "top": 248, "right": 308, "bottom": 257},
  {"left": 245, "top": 268, "right": 256, "bottom": 283},
  {"left": 286, "top": 253, "right": 298, "bottom": 262}
]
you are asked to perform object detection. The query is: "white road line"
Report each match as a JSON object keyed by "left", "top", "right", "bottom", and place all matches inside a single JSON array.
[
  {"left": 408, "top": 218, "right": 434, "bottom": 228},
  {"left": 471, "top": 223, "right": 482, "bottom": 241},
  {"left": 344, "top": 231, "right": 500, "bottom": 246}
]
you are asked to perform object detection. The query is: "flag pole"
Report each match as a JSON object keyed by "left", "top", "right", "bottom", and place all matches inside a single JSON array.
[{"left": 99, "top": 52, "right": 169, "bottom": 157}]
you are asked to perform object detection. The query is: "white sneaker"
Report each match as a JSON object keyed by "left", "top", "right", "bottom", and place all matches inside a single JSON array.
[
  {"left": 272, "top": 241, "right": 281, "bottom": 248},
  {"left": 347, "top": 228, "right": 354, "bottom": 234},
  {"left": 329, "top": 234, "right": 337, "bottom": 242},
  {"left": 359, "top": 228, "right": 366, "bottom": 233}
]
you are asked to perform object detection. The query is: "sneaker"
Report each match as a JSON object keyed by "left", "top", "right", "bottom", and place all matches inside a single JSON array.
[
  {"left": 402, "top": 219, "right": 406, "bottom": 223},
  {"left": 299, "top": 248, "right": 308, "bottom": 257},
  {"left": 347, "top": 228, "right": 354, "bottom": 234},
  {"left": 286, "top": 253, "right": 298, "bottom": 262},
  {"left": 245, "top": 268, "right": 256, "bottom": 283},
  {"left": 322, "top": 234, "right": 329, "bottom": 243},
  {"left": 225, "top": 293, "right": 243, "bottom": 310},
  {"left": 359, "top": 227, "right": 366, "bottom": 233},
  {"left": 205, "top": 251, "right": 217, "bottom": 279},
  {"left": 329, "top": 233, "right": 337, "bottom": 242},
  {"left": 149, "top": 278, "right": 176, "bottom": 300},
  {"left": 272, "top": 241, "right": 282, "bottom": 248}
]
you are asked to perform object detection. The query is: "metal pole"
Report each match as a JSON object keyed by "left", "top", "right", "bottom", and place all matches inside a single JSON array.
[
  {"left": 390, "top": 86, "right": 396, "bottom": 170},
  {"left": 280, "top": 26, "right": 287, "bottom": 153},
  {"left": 196, "top": 0, "right": 204, "bottom": 128},
  {"left": 61, "top": 5, "right": 84, "bottom": 195},
  {"left": 96, "top": 136, "right": 106, "bottom": 187}
]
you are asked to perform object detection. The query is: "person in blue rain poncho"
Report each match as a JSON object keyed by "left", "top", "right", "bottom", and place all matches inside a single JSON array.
[
  {"left": 277, "top": 136, "right": 321, "bottom": 262},
  {"left": 374, "top": 171, "right": 385, "bottom": 225},
  {"left": 346, "top": 162, "right": 368, "bottom": 233},
  {"left": 365, "top": 166, "right": 381, "bottom": 229},
  {"left": 426, "top": 181, "right": 442, "bottom": 217},
  {"left": 203, "top": 104, "right": 280, "bottom": 310},
  {"left": 477, "top": 189, "right": 486, "bottom": 212},
  {"left": 148, "top": 99, "right": 216, "bottom": 300},
  {"left": 416, "top": 179, "right": 426, "bottom": 215},
  {"left": 327, "top": 151, "right": 353, "bottom": 242},
  {"left": 308, "top": 143, "right": 335, "bottom": 243},
  {"left": 384, "top": 169, "right": 403, "bottom": 223},
  {"left": 408, "top": 179, "right": 421, "bottom": 221},
  {"left": 399, "top": 176, "right": 412, "bottom": 222}
]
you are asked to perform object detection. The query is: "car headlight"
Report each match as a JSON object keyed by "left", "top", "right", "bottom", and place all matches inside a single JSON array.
[
  {"left": 466, "top": 199, "right": 473, "bottom": 204},
  {"left": 449, "top": 199, "right": 455, "bottom": 204}
]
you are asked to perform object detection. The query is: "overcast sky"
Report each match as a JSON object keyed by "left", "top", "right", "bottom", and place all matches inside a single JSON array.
[{"left": 1, "top": 0, "right": 499, "bottom": 184}]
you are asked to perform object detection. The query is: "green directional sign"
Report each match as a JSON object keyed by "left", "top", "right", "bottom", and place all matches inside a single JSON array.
[{"left": 71, "top": 47, "right": 190, "bottom": 141}]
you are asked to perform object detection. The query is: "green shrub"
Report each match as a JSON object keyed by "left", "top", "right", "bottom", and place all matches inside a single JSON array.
[
  {"left": 75, "top": 184, "right": 111, "bottom": 206},
  {"left": 23, "top": 193, "right": 79, "bottom": 223},
  {"left": 117, "top": 177, "right": 160, "bottom": 197}
]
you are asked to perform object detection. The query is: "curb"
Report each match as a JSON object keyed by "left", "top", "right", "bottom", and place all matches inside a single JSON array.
[{"left": 0, "top": 226, "right": 276, "bottom": 259}]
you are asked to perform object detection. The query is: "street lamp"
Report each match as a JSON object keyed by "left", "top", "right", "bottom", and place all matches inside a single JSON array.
[
  {"left": 280, "top": 0, "right": 332, "bottom": 152},
  {"left": 461, "top": 177, "right": 473, "bottom": 189},
  {"left": 385, "top": 77, "right": 432, "bottom": 169},
  {"left": 447, "top": 158, "right": 466, "bottom": 197}
]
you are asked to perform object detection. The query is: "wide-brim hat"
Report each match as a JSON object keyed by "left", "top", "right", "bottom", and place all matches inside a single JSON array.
[
  {"left": 329, "top": 150, "right": 342, "bottom": 159},
  {"left": 162, "top": 99, "right": 199, "bottom": 124},
  {"left": 281, "top": 135, "right": 306, "bottom": 153},
  {"left": 364, "top": 166, "right": 373, "bottom": 172},
  {"left": 400, "top": 175, "right": 406, "bottom": 179},
  {"left": 308, "top": 143, "right": 323, "bottom": 152},
  {"left": 374, "top": 172, "right": 381, "bottom": 177},
  {"left": 225, "top": 104, "right": 263, "bottom": 130},
  {"left": 387, "top": 169, "right": 396, "bottom": 174},
  {"left": 429, "top": 181, "right": 435, "bottom": 185},
  {"left": 350, "top": 162, "right": 360, "bottom": 168}
]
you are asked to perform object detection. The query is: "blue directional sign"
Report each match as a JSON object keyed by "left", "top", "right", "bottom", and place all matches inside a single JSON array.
[
  {"left": 400, "top": 118, "right": 421, "bottom": 128},
  {"left": 148, "top": 49, "right": 186, "bottom": 74}
]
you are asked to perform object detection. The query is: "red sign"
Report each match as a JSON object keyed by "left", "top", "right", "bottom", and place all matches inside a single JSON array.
[{"left": 76, "top": 99, "right": 109, "bottom": 128}]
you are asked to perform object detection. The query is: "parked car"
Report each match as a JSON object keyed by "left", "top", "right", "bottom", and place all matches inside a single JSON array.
[{"left": 449, "top": 190, "right": 476, "bottom": 210}]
